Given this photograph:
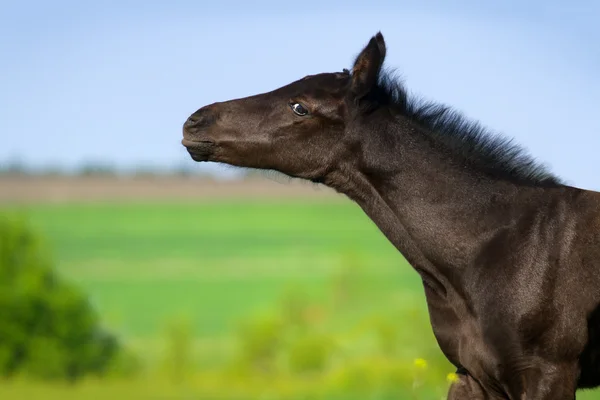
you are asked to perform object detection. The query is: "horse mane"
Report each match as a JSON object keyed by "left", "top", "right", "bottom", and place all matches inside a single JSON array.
[{"left": 363, "top": 69, "right": 564, "bottom": 188}]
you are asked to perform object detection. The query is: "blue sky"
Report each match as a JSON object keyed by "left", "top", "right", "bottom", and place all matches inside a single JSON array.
[{"left": 1, "top": 0, "right": 599, "bottom": 189}]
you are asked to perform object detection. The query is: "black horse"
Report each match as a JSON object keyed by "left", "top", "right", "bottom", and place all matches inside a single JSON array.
[{"left": 182, "top": 32, "right": 600, "bottom": 399}]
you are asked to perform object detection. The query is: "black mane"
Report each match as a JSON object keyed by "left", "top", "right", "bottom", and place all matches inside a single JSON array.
[{"left": 368, "top": 70, "right": 563, "bottom": 188}]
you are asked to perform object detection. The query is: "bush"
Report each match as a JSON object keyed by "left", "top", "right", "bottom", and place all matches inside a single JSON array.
[
  {"left": 161, "top": 317, "right": 194, "bottom": 383},
  {"left": 0, "top": 213, "right": 122, "bottom": 381},
  {"left": 287, "top": 333, "right": 334, "bottom": 374},
  {"left": 233, "top": 314, "right": 286, "bottom": 374}
]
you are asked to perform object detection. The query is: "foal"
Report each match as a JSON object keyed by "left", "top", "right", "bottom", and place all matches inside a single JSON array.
[{"left": 182, "top": 32, "right": 600, "bottom": 399}]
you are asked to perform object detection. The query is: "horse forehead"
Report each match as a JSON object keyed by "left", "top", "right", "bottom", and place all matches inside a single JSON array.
[
  {"left": 265, "top": 72, "right": 347, "bottom": 99},
  {"left": 297, "top": 72, "right": 348, "bottom": 91}
]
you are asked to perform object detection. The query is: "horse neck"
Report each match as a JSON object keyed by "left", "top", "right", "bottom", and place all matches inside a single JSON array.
[{"left": 326, "top": 117, "right": 541, "bottom": 293}]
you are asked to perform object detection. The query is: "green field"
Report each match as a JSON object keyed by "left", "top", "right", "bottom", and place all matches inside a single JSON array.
[
  {"left": 21, "top": 200, "right": 424, "bottom": 338},
  {"left": 3, "top": 198, "right": 600, "bottom": 399}
]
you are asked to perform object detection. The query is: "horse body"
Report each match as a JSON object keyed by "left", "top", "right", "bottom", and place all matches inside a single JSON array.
[
  {"left": 429, "top": 186, "right": 600, "bottom": 397},
  {"left": 181, "top": 32, "right": 600, "bottom": 398},
  {"left": 332, "top": 132, "right": 600, "bottom": 397}
]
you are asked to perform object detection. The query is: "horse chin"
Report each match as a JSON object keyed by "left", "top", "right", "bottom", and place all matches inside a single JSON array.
[
  {"left": 188, "top": 152, "right": 211, "bottom": 162},
  {"left": 181, "top": 139, "right": 216, "bottom": 162}
]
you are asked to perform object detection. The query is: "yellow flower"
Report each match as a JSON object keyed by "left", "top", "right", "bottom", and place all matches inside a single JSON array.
[
  {"left": 446, "top": 372, "right": 459, "bottom": 383},
  {"left": 413, "top": 358, "right": 428, "bottom": 369}
]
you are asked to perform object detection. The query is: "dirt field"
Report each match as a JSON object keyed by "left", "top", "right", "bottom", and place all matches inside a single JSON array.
[{"left": 0, "top": 175, "right": 341, "bottom": 204}]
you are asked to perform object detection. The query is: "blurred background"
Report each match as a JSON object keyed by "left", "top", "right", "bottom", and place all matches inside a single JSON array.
[{"left": 1, "top": 1, "right": 599, "bottom": 399}]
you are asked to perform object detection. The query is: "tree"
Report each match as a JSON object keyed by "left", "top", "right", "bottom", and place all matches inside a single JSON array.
[{"left": 0, "top": 213, "right": 121, "bottom": 381}]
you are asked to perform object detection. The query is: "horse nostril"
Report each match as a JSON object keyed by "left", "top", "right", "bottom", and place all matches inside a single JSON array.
[
  {"left": 184, "top": 115, "right": 198, "bottom": 127},
  {"left": 184, "top": 108, "right": 216, "bottom": 130}
]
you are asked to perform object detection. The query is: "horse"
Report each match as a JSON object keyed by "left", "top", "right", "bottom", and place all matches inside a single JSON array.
[{"left": 181, "top": 32, "right": 600, "bottom": 399}]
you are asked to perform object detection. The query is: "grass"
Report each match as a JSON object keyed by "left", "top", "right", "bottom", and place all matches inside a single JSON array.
[
  {"left": 3, "top": 198, "right": 600, "bottom": 399},
  {"left": 14, "top": 199, "right": 420, "bottom": 338}
]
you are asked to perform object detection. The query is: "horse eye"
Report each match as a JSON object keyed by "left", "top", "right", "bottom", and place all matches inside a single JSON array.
[{"left": 290, "top": 102, "right": 309, "bottom": 116}]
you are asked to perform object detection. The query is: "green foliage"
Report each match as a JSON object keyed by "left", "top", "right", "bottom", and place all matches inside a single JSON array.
[
  {"left": 160, "top": 317, "right": 194, "bottom": 383},
  {"left": 371, "top": 315, "right": 400, "bottom": 356},
  {"left": 0, "top": 213, "right": 122, "bottom": 381},
  {"left": 234, "top": 313, "right": 286, "bottom": 374},
  {"left": 287, "top": 332, "right": 334, "bottom": 374}
]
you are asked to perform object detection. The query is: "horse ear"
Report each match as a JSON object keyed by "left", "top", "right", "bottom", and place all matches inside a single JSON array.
[{"left": 350, "top": 32, "right": 386, "bottom": 99}]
